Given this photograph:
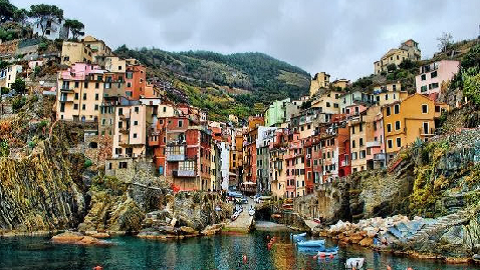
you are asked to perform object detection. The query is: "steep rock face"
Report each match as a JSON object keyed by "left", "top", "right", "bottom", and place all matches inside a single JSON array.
[
  {"left": 0, "top": 140, "right": 85, "bottom": 232},
  {"left": 172, "top": 192, "right": 232, "bottom": 230}
]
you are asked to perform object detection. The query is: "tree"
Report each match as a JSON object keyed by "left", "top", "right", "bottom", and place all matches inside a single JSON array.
[
  {"left": 437, "top": 32, "right": 453, "bottom": 53},
  {"left": 10, "top": 78, "right": 26, "bottom": 94},
  {"left": 399, "top": 59, "right": 415, "bottom": 70},
  {"left": 0, "top": 0, "right": 17, "bottom": 22},
  {"left": 64, "top": 19, "right": 84, "bottom": 39},
  {"left": 29, "top": 4, "right": 64, "bottom": 37},
  {"left": 387, "top": 63, "right": 397, "bottom": 72},
  {"left": 13, "top": 8, "right": 28, "bottom": 26}
]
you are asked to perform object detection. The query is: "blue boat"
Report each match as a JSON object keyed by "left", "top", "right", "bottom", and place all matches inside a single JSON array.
[
  {"left": 290, "top": 232, "right": 307, "bottom": 242},
  {"left": 296, "top": 239, "right": 325, "bottom": 247}
]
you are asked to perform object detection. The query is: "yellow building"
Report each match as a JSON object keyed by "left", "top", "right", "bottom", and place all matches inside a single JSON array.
[
  {"left": 61, "top": 41, "right": 93, "bottom": 66},
  {"left": 112, "top": 104, "right": 147, "bottom": 158},
  {"left": 311, "top": 90, "right": 342, "bottom": 115},
  {"left": 382, "top": 94, "right": 448, "bottom": 161},
  {"left": 309, "top": 72, "right": 330, "bottom": 96},
  {"left": 83, "top": 36, "right": 113, "bottom": 60},
  {"left": 374, "top": 39, "right": 421, "bottom": 74},
  {"left": 56, "top": 63, "right": 108, "bottom": 122},
  {"left": 331, "top": 79, "right": 350, "bottom": 90}
]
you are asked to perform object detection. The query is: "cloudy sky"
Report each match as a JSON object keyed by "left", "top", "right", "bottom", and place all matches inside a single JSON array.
[{"left": 13, "top": 0, "right": 480, "bottom": 80}]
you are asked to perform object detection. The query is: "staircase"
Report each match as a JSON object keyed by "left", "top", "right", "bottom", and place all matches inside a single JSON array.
[{"left": 406, "top": 210, "right": 470, "bottom": 244}]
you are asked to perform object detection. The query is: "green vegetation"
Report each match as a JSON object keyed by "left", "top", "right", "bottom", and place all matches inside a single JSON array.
[
  {"left": 28, "top": 4, "right": 63, "bottom": 37},
  {"left": 63, "top": 19, "right": 84, "bottom": 39},
  {"left": 114, "top": 45, "right": 310, "bottom": 119},
  {"left": 10, "top": 78, "right": 26, "bottom": 94}
]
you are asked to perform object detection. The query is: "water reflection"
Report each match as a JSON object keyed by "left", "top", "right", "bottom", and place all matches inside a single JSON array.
[{"left": 0, "top": 232, "right": 474, "bottom": 270}]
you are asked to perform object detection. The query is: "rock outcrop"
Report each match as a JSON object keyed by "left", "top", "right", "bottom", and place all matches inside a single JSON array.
[{"left": 0, "top": 139, "right": 85, "bottom": 233}]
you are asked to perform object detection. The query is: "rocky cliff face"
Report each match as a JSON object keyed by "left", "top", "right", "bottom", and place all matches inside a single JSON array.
[{"left": 0, "top": 139, "right": 85, "bottom": 232}]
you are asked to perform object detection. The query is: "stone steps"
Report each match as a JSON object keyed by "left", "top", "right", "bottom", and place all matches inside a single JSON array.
[{"left": 406, "top": 210, "right": 468, "bottom": 244}]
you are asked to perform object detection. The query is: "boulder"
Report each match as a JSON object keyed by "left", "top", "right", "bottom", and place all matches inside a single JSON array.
[
  {"left": 180, "top": 226, "right": 197, "bottom": 235},
  {"left": 359, "top": 237, "right": 374, "bottom": 247},
  {"left": 51, "top": 231, "right": 107, "bottom": 245},
  {"left": 201, "top": 224, "right": 223, "bottom": 236},
  {"left": 51, "top": 231, "right": 84, "bottom": 244}
]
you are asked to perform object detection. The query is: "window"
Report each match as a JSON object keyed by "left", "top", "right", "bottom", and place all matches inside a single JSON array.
[
  {"left": 95, "top": 94, "right": 99, "bottom": 101},
  {"left": 387, "top": 124, "right": 392, "bottom": 132},
  {"left": 352, "top": 140, "right": 356, "bottom": 148},
  {"left": 422, "top": 104, "right": 428, "bottom": 114},
  {"left": 352, "top": 126, "right": 355, "bottom": 134},
  {"left": 360, "top": 150, "right": 366, "bottom": 159},
  {"left": 163, "top": 107, "right": 167, "bottom": 112},
  {"left": 385, "top": 94, "right": 389, "bottom": 100},
  {"left": 134, "top": 107, "right": 139, "bottom": 113},
  {"left": 134, "top": 121, "right": 138, "bottom": 126},
  {"left": 387, "top": 139, "right": 393, "bottom": 149},
  {"left": 74, "top": 93, "right": 79, "bottom": 100},
  {"left": 83, "top": 93, "right": 87, "bottom": 100},
  {"left": 351, "top": 152, "right": 357, "bottom": 160},
  {"left": 421, "top": 74, "right": 426, "bottom": 81},
  {"left": 178, "top": 120, "right": 183, "bottom": 127},
  {"left": 386, "top": 107, "right": 391, "bottom": 116},
  {"left": 133, "top": 133, "right": 137, "bottom": 138},
  {"left": 396, "top": 138, "right": 402, "bottom": 147},
  {"left": 431, "top": 71, "right": 437, "bottom": 78},
  {"left": 429, "top": 83, "right": 439, "bottom": 89},
  {"left": 95, "top": 82, "right": 99, "bottom": 89},
  {"left": 326, "top": 102, "right": 331, "bottom": 107},
  {"left": 74, "top": 81, "right": 79, "bottom": 88},
  {"left": 84, "top": 82, "right": 89, "bottom": 88},
  {"left": 73, "top": 104, "right": 78, "bottom": 110},
  {"left": 394, "top": 104, "right": 400, "bottom": 114},
  {"left": 359, "top": 138, "right": 364, "bottom": 146},
  {"left": 94, "top": 105, "right": 99, "bottom": 111},
  {"left": 82, "top": 104, "right": 86, "bottom": 110},
  {"left": 421, "top": 85, "right": 428, "bottom": 92},
  {"left": 127, "top": 82, "right": 132, "bottom": 88},
  {"left": 359, "top": 123, "right": 363, "bottom": 132},
  {"left": 395, "top": 121, "right": 401, "bottom": 130}
]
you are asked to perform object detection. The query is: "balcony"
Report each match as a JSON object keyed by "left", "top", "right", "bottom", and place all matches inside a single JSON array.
[
  {"left": 59, "top": 96, "right": 74, "bottom": 102},
  {"left": 119, "top": 127, "right": 129, "bottom": 134},
  {"left": 173, "top": 169, "right": 195, "bottom": 177},
  {"left": 167, "top": 154, "right": 185, "bottom": 162},
  {"left": 374, "top": 153, "right": 386, "bottom": 161},
  {"left": 60, "top": 87, "right": 74, "bottom": 93},
  {"left": 366, "top": 141, "right": 381, "bottom": 148},
  {"left": 419, "top": 128, "right": 435, "bottom": 136}
]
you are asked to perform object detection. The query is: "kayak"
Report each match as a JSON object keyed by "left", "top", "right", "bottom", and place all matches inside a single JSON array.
[{"left": 296, "top": 239, "right": 326, "bottom": 247}]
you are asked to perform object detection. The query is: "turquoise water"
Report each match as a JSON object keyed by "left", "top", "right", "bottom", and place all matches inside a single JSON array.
[{"left": 0, "top": 231, "right": 476, "bottom": 270}]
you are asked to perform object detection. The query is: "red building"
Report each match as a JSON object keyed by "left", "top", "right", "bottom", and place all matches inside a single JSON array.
[
  {"left": 148, "top": 115, "right": 211, "bottom": 191},
  {"left": 125, "top": 59, "right": 147, "bottom": 100}
]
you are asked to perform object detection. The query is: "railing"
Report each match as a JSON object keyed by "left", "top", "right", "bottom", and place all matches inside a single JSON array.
[
  {"left": 419, "top": 128, "right": 435, "bottom": 136},
  {"left": 366, "top": 141, "right": 381, "bottom": 148},
  {"left": 166, "top": 154, "right": 185, "bottom": 162},
  {"left": 173, "top": 169, "right": 195, "bottom": 177},
  {"left": 60, "top": 87, "right": 74, "bottom": 92}
]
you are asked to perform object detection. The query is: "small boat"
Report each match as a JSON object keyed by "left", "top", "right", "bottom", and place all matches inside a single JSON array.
[
  {"left": 316, "top": 247, "right": 339, "bottom": 258},
  {"left": 249, "top": 209, "right": 255, "bottom": 216},
  {"left": 291, "top": 232, "right": 307, "bottom": 242},
  {"left": 345, "top": 258, "right": 365, "bottom": 269},
  {"left": 296, "top": 239, "right": 326, "bottom": 247}
]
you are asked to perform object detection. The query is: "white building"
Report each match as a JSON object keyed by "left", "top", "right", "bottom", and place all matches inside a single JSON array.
[{"left": 32, "top": 18, "right": 68, "bottom": 40}]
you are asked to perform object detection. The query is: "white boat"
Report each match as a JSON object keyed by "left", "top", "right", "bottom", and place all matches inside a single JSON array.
[
  {"left": 291, "top": 232, "right": 307, "bottom": 242},
  {"left": 249, "top": 209, "right": 255, "bottom": 216},
  {"left": 345, "top": 258, "right": 365, "bottom": 269},
  {"left": 296, "top": 239, "right": 325, "bottom": 247}
]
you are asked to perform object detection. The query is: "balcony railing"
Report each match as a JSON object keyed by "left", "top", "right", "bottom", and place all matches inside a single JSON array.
[
  {"left": 366, "top": 141, "right": 381, "bottom": 148},
  {"left": 166, "top": 154, "right": 185, "bottom": 162},
  {"left": 374, "top": 153, "right": 386, "bottom": 161},
  {"left": 60, "top": 87, "right": 74, "bottom": 92},
  {"left": 419, "top": 128, "right": 435, "bottom": 136},
  {"left": 173, "top": 169, "right": 195, "bottom": 177}
]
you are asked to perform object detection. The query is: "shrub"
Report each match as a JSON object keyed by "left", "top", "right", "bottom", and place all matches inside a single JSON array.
[
  {"left": 84, "top": 159, "right": 93, "bottom": 168},
  {"left": 38, "top": 42, "right": 48, "bottom": 52},
  {"left": 1, "top": 87, "right": 9, "bottom": 95}
]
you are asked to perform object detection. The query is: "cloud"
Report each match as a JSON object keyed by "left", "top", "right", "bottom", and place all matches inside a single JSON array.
[{"left": 11, "top": 0, "right": 480, "bottom": 81}]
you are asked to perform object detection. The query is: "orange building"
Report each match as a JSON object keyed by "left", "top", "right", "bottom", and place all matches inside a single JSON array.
[{"left": 125, "top": 59, "right": 147, "bottom": 100}]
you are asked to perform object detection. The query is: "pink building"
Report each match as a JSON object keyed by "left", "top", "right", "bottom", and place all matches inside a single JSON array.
[{"left": 416, "top": 60, "right": 460, "bottom": 96}]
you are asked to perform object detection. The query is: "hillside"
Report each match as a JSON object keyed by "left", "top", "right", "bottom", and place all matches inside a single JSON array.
[{"left": 114, "top": 46, "right": 311, "bottom": 120}]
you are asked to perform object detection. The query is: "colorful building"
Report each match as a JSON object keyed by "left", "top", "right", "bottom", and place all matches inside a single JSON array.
[{"left": 415, "top": 60, "right": 460, "bottom": 97}]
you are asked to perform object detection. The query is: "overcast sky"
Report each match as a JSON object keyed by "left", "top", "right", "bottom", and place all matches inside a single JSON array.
[{"left": 13, "top": 0, "right": 480, "bottom": 81}]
